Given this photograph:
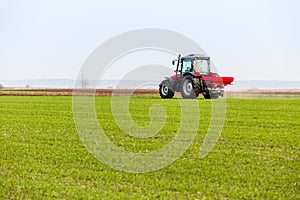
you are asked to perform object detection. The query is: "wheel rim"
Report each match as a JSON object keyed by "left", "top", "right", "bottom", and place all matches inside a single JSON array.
[
  {"left": 183, "top": 80, "right": 193, "bottom": 95},
  {"left": 161, "top": 85, "right": 169, "bottom": 96}
]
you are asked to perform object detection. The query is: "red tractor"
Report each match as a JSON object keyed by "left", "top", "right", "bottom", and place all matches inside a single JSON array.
[{"left": 159, "top": 54, "right": 234, "bottom": 99}]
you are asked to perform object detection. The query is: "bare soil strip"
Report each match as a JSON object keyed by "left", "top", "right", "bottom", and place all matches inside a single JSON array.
[
  {"left": 0, "top": 88, "right": 158, "bottom": 96},
  {"left": 1, "top": 88, "right": 300, "bottom": 96}
]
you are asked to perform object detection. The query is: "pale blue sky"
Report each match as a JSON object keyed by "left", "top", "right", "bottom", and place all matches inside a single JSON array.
[{"left": 1, "top": 0, "right": 299, "bottom": 81}]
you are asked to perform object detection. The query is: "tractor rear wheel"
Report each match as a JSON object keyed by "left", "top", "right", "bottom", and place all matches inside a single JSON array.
[
  {"left": 159, "top": 80, "right": 174, "bottom": 98},
  {"left": 203, "top": 91, "right": 219, "bottom": 99},
  {"left": 180, "top": 75, "right": 200, "bottom": 99}
]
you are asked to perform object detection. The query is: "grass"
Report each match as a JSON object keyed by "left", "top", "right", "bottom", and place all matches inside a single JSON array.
[{"left": 0, "top": 95, "right": 299, "bottom": 199}]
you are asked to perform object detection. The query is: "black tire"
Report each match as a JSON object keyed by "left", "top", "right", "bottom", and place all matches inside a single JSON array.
[
  {"left": 180, "top": 75, "right": 200, "bottom": 99},
  {"left": 203, "top": 91, "right": 219, "bottom": 99},
  {"left": 193, "top": 78, "right": 201, "bottom": 97},
  {"left": 159, "top": 80, "right": 174, "bottom": 98}
]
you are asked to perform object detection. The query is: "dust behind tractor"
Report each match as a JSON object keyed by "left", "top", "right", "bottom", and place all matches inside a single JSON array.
[{"left": 159, "top": 54, "right": 234, "bottom": 99}]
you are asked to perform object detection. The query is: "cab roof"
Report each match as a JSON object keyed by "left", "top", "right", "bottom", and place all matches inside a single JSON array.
[{"left": 182, "top": 54, "right": 210, "bottom": 60}]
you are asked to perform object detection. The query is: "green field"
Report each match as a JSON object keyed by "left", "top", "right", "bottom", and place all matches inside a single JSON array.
[{"left": 0, "top": 95, "right": 299, "bottom": 199}]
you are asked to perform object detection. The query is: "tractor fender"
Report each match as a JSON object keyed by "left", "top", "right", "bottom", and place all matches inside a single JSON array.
[
  {"left": 162, "top": 77, "right": 176, "bottom": 92},
  {"left": 183, "top": 72, "right": 201, "bottom": 78}
]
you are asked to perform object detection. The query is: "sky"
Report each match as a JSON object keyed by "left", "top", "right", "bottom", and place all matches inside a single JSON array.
[{"left": 0, "top": 0, "right": 299, "bottom": 81}]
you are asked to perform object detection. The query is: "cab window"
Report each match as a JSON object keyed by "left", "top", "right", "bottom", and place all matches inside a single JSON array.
[
  {"left": 181, "top": 60, "right": 192, "bottom": 73},
  {"left": 194, "top": 59, "right": 210, "bottom": 74}
]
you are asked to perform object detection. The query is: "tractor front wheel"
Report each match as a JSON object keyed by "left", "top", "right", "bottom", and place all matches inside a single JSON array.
[
  {"left": 159, "top": 80, "right": 174, "bottom": 98},
  {"left": 180, "top": 75, "right": 199, "bottom": 99}
]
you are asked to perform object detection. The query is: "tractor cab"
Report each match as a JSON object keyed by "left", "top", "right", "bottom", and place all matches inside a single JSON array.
[{"left": 173, "top": 54, "right": 211, "bottom": 76}]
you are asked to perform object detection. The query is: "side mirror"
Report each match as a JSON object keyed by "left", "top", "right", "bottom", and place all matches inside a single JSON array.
[{"left": 172, "top": 60, "right": 175, "bottom": 65}]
